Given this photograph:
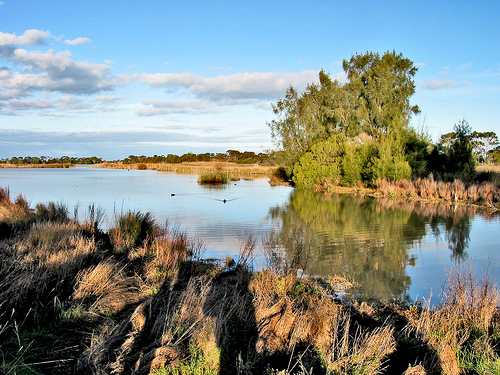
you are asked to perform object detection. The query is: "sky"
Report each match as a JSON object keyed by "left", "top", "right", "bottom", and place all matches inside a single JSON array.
[{"left": 0, "top": 0, "right": 499, "bottom": 160}]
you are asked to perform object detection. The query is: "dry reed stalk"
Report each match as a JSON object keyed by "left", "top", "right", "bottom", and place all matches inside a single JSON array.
[
  {"left": 467, "top": 184, "right": 480, "bottom": 203},
  {"left": 437, "top": 181, "right": 452, "bottom": 200},
  {"left": 73, "top": 261, "right": 144, "bottom": 313},
  {"left": 452, "top": 179, "right": 467, "bottom": 201},
  {"left": 479, "top": 183, "right": 496, "bottom": 206},
  {"left": 408, "top": 264, "right": 499, "bottom": 375},
  {"left": 403, "top": 364, "right": 427, "bottom": 375}
]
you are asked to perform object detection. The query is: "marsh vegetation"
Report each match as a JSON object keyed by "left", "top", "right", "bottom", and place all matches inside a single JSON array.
[{"left": 1, "top": 188, "right": 499, "bottom": 374}]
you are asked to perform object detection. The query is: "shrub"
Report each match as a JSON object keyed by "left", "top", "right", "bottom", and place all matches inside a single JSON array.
[
  {"left": 293, "top": 134, "right": 346, "bottom": 188},
  {"left": 198, "top": 171, "right": 230, "bottom": 185},
  {"left": 109, "top": 211, "right": 157, "bottom": 252},
  {"left": 372, "top": 136, "right": 412, "bottom": 182}
]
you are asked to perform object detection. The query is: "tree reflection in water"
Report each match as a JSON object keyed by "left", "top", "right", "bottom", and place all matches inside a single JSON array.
[{"left": 268, "top": 189, "right": 483, "bottom": 302}]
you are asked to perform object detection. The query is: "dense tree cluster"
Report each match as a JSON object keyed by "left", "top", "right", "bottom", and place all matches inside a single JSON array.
[
  {"left": 0, "top": 151, "right": 273, "bottom": 166},
  {"left": 121, "top": 150, "right": 272, "bottom": 164},
  {"left": 0, "top": 155, "right": 102, "bottom": 165},
  {"left": 268, "top": 51, "right": 496, "bottom": 188}
]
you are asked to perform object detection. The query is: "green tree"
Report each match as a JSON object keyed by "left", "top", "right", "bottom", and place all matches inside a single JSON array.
[
  {"left": 472, "top": 131, "right": 499, "bottom": 163},
  {"left": 343, "top": 51, "right": 420, "bottom": 137},
  {"left": 450, "top": 119, "right": 476, "bottom": 181},
  {"left": 292, "top": 134, "right": 346, "bottom": 188},
  {"left": 268, "top": 51, "right": 421, "bottom": 185}
]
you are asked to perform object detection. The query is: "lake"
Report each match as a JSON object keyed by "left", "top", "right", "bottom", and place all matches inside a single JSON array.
[{"left": 1, "top": 166, "right": 499, "bottom": 303}]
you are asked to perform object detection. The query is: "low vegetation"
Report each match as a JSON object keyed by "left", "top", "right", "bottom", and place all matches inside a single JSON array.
[{"left": 1, "top": 187, "right": 499, "bottom": 374}]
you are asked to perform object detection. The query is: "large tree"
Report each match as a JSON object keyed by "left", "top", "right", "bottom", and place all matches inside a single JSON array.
[
  {"left": 268, "top": 51, "right": 421, "bottom": 183},
  {"left": 343, "top": 51, "right": 420, "bottom": 136},
  {"left": 472, "top": 131, "right": 499, "bottom": 163}
]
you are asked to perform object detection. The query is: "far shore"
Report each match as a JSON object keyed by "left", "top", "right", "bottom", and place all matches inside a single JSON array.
[{"left": 0, "top": 163, "right": 74, "bottom": 168}]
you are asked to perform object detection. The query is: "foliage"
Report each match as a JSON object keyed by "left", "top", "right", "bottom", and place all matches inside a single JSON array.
[
  {"left": 0, "top": 155, "right": 102, "bottom": 165},
  {"left": 343, "top": 50, "right": 420, "bottom": 136},
  {"left": 268, "top": 51, "right": 423, "bottom": 187},
  {"left": 372, "top": 134, "right": 412, "bottom": 182},
  {"left": 121, "top": 150, "right": 272, "bottom": 165},
  {"left": 292, "top": 134, "right": 345, "bottom": 188},
  {"left": 472, "top": 131, "right": 499, "bottom": 163},
  {"left": 449, "top": 119, "right": 477, "bottom": 182}
]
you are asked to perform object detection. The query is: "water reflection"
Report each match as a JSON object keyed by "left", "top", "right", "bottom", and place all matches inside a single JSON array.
[{"left": 269, "top": 190, "right": 494, "bottom": 302}]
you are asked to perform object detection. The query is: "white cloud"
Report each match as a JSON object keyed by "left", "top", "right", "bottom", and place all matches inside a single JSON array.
[
  {"left": 138, "top": 70, "right": 319, "bottom": 101},
  {"left": 0, "top": 44, "right": 123, "bottom": 99},
  {"left": 415, "top": 62, "right": 426, "bottom": 68},
  {"left": 137, "top": 99, "right": 220, "bottom": 116},
  {"left": 0, "top": 29, "right": 50, "bottom": 46},
  {"left": 421, "top": 79, "right": 470, "bottom": 90},
  {"left": 64, "top": 37, "right": 92, "bottom": 45},
  {"left": 94, "top": 95, "right": 123, "bottom": 102}
]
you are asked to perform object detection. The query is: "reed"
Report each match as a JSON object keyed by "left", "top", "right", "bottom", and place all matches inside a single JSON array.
[
  {"left": 197, "top": 170, "right": 231, "bottom": 185},
  {"left": 377, "top": 177, "right": 500, "bottom": 207}
]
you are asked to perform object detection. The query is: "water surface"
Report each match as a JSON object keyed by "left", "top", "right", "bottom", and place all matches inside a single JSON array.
[{"left": 1, "top": 166, "right": 498, "bottom": 303}]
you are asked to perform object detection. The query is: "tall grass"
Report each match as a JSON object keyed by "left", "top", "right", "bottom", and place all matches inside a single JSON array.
[{"left": 377, "top": 177, "right": 500, "bottom": 208}]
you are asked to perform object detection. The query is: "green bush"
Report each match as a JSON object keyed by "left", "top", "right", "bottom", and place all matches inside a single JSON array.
[
  {"left": 372, "top": 136, "right": 412, "bottom": 182},
  {"left": 292, "top": 134, "right": 346, "bottom": 188}
]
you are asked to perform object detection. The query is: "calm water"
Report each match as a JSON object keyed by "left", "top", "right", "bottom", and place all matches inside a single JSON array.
[{"left": 1, "top": 166, "right": 499, "bottom": 303}]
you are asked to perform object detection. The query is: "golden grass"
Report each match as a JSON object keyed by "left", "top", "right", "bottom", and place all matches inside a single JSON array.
[
  {"left": 477, "top": 164, "right": 500, "bottom": 173},
  {"left": 94, "top": 161, "right": 279, "bottom": 178},
  {"left": 376, "top": 177, "right": 500, "bottom": 208}
]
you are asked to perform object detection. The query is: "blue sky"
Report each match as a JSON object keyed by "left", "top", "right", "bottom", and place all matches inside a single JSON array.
[{"left": 0, "top": 0, "right": 498, "bottom": 160}]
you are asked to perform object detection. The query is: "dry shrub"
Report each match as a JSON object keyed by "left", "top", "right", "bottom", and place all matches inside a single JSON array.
[
  {"left": 398, "top": 179, "right": 418, "bottom": 198},
  {"left": 250, "top": 272, "right": 395, "bottom": 374},
  {"left": 452, "top": 179, "right": 467, "bottom": 200},
  {"left": 467, "top": 184, "right": 480, "bottom": 203},
  {"left": 377, "top": 178, "right": 394, "bottom": 197},
  {"left": 479, "top": 183, "right": 496, "bottom": 206},
  {"left": 145, "top": 223, "right": 204, "bottom": 284},
  {"left": 0, "top": 221, "right": 97, "bottom": 318},
  {"left": 408, "top": 264, "right": 499, "bottom": 374},
  {"left": 0, "top": 188, "right": 31, "bottom": 222},
  {"left": 437, "top": 181, "right": 452, "bottom": 200},
  {"left": 73, "top": 260, "right": 143, "bottom": 313}
]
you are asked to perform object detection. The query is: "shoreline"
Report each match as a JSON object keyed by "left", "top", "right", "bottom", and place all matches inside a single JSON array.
[{"left": 0, "top": 163, "right": 74, "bottom": 168}]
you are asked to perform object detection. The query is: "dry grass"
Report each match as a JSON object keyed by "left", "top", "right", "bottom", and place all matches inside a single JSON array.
[
  {"left": 94, "top": 161, "right": 279, "bottom": 179},
  {"left": 407, "top": 264, "right": 500, "bottom": 374},
  {"left": 377, "top": 176, "right": 500, "bottom": 208},
  {"left": 477, "top": 164, "right": 500, "bottom": 173}
]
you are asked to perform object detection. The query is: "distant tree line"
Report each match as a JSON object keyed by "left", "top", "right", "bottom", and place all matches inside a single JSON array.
[
  {"left": 0, "top": 156, "right": 103, "bottom": 165},
  {"left": 268, "top": 50, "right": 498, "bottom": 188},
  {"left": 121, "top": 150, "right": 273, "bottom": 164},
  {"left": 0, "top": 151, "right": 273, "bottom": 166}
]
